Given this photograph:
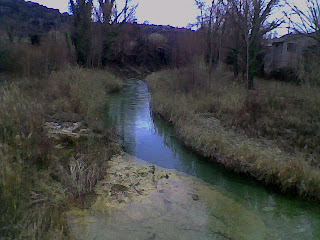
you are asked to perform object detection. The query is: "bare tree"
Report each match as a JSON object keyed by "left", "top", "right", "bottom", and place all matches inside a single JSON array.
[
  {"left": 197, "top": 0, "right": 226, "bottom": 80},
  {"left": 195, "top": 0, "right": 206, "bottom": 29},
  {"left": 95, "top": 0, "right": 138, "bottom": 66},
  {"left": 229, "top": 0, "right": 283, "bottom": 89},
  {"left": 286, "top": 0, "right": 320, "bottom": 43},
  {"left": 286, "top": 0, "right": 320, "bottom": 86},
  {"left": 69, "top": 0, "right": 93, "bottom": 66}
]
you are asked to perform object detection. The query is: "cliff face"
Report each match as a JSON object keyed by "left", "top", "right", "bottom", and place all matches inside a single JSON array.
[{"left": 0, "top": 0, "right": 70, "bottom": 38}]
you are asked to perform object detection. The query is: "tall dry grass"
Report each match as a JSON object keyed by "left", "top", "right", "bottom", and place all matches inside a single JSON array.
[
  {"left": 46, "top": 67, "right": 123, "bottom": 132},
  {"left": 0, "top": 84, "right": 69, "bottom": 239},
  {"left": 147, "top": 66, "right": 320, "bottom": 200},
  {"left": 45, "top": 68, "right": 122, "bottom": 201},
  {"left": 0, "top": 67, "right": 123, "bottom": 238}
]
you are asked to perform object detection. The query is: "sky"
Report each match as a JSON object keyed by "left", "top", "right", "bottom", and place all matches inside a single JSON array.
[
  {"left": 29, "top": 0, "right": 307, "bottom": 33},
  {"left": 29, "top": 0, "right": 200, "bottom": 27}
]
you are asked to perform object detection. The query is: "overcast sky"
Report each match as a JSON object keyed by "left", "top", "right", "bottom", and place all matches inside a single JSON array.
[
  {"left": 29, "top": 0, "right": 306, "bottom": 34},
  {"left": 29, "top": 0, "right": 199, "bottom": 27}
]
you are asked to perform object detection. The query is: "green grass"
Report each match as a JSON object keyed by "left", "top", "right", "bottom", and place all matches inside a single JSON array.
[
  {"left": 147, "top": 66, "right": 320, "bottom": 200},
  {"left": 0, "top": 67, "right": 123, "bottom": 239}
]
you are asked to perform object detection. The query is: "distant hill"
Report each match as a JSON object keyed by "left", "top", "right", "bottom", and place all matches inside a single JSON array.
[
  {"left": 139, "top": 24, "right": 191, "bottom": 46},
  {"left": 0, "top": 0, "right": 190, "bottom": 40},
  {"left": 0, "top": 0, "right": 70, "bottom": 39},
  {"left": 0, "top": 0, "right": 193, "bottom": 69}
]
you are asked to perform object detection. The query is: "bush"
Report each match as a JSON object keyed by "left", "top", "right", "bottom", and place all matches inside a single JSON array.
[
  {"left": 0, "top": 31, "right": 75, "bottom": 77},
  {"left": 298, "top": 50, "right": 320, "bottom": 86},
  {"left": 268, "top": 67, "right": 300, "bottom": 84}
]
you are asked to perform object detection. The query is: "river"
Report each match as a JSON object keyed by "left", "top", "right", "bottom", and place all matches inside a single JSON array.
[{"left": 106, "top": 79, "right": 320, "bottom": 239}]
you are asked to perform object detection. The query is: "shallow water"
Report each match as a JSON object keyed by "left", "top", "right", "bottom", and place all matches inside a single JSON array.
[
  {"left": 68, "top": 154, "right": 267, "bottom": 240},
  {"left": 107, "top": 79, "right": 320, "bottom": 239}
]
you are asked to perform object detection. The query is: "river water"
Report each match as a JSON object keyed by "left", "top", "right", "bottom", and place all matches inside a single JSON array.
[{"left": 107, "top": 79, "right": 320, "bottom": 239}]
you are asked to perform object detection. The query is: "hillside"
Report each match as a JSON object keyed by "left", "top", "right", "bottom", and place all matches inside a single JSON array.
[
  {"left": 0, "top": 0, "right": 70, "bottom": 39},
  {"left": 0, "top": 0, "right": 189, "bottom": 42}
]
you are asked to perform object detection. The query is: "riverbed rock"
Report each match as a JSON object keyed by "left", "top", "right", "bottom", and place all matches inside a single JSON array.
[
  {"left": 262, "top": 206, "right": 276, "bottom": 212},
  {"left": 45, "top": 121, "right": 94, "bottom": 146},
  {"left": 110, "top": 184, "right": 129, "bottom": 196},
  {"left": 67, "top": 153, "right": 268, "bottom": 240},
  {"left": 192, "top": 194, "right": 200, "bottom": 201}
]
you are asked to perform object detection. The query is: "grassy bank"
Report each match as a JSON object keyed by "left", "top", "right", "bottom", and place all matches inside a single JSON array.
[
  {"left": 0, "top": 67, "right": 123, "bottom": 239},
  {"left": 147, "top": 66, "right": 320, "bottom": 200}
]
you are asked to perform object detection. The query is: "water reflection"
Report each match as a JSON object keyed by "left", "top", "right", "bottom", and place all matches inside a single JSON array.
[{"left": 108, "top": 79, "right": 320, "bottom": 239}]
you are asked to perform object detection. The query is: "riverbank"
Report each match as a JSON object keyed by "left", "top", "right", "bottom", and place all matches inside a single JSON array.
[
  {"left": 0, "top": 67, "right": 123, "bottom": 239},
  {"left": 67, "top": 153, "right": 268, "bottom": 240},
  {"left": 146, "top": 68, "right": 320, "bottom": 201}
]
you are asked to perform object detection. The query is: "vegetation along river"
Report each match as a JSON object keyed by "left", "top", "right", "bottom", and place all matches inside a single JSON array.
[{"left": 69, "top": 79, "right": 320, "bottom": 240}]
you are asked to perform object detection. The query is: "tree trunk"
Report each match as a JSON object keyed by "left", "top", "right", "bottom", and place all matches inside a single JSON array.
[
  {"left": 233, "top": 49, "right": 239, "bottom": 77},
  {"left": 248, "top": 72, "right": 255, "bottom": 90}
]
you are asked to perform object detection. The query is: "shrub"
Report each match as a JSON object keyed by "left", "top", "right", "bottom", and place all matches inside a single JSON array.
[
  {"left": 0, "top": 31, "right": 75, "bottom": 78},
  {"left": 268, "top": 67, "right": 300, "bottom": 84},
  {"left": 298, "top": 50, "right": 320, "bottom": 86}
]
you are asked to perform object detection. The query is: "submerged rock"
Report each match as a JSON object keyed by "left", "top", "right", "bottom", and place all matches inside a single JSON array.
[{"left": 192, "top": 194, "right": 200, "bottom": 201}]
